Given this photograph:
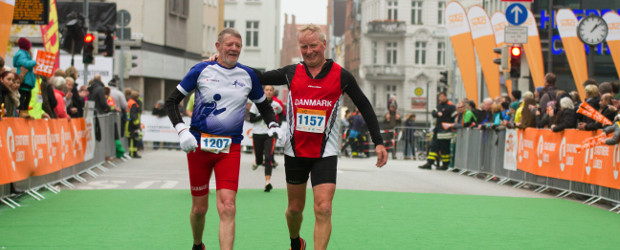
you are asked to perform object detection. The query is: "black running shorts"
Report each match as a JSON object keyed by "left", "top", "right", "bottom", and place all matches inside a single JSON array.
[{"left": 284, "top": 155, "right": 337, "bottom": 186}]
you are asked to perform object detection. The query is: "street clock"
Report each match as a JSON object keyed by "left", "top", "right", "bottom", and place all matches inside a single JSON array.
[{"left": 577, "top": 15, "right": 608, "bottom": 46}]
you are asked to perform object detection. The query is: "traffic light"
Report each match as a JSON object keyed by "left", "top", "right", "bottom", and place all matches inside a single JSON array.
[
  {"left": 122, "top": 51, "right": 138, "bottom": 79},
  {"left": 60, "top": 12, "right": 86, "bottom": 54},
  {"left": 83, "top": 33, "right": 95, "bottom": 64},
  {"left": 493, "top": 45, "right": 509, "bottom": 70},
  {"left": 439, "top": 70, "right": 448, "bottom": 84},
  {"left": 509, "top": 45, "right": 522, "bottom": 78}
]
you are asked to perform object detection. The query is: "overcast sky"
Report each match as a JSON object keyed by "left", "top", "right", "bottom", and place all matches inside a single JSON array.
[{"left": 281, "top": 0, "right": 328, "bottom": 25}]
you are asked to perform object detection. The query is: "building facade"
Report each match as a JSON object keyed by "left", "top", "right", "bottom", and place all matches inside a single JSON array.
[
  {"left": 360, "top": 0, "right": 449, "bottom": 125},
  {"left": 223, "top": 0, "right": 281, "bottom": 72}
]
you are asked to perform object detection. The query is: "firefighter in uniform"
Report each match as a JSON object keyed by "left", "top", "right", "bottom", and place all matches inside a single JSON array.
[
  {"left": 419, "top": 92, "right": 456, "bottom": 170},
  {"left": 125, "top": 90, "right": 142, "bottom": 158}
]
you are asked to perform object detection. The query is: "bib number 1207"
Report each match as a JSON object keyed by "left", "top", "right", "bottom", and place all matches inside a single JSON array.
[{"left": 200, "top": 134, "right": 232, "bottom": 154}]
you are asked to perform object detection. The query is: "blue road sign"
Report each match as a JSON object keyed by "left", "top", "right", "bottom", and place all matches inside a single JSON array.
[{"left": 506, "top": 3, "right": 528, "bottom": 26}]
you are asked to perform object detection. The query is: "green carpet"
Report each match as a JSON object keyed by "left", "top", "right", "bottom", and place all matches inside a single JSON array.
[{"left": 1, "top": 189, "right": 620, "bottom": 249}]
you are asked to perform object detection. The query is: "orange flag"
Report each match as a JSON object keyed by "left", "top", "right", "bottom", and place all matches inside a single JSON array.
[
  {"left": 556, "top": 9, "right": 588, "bottom": 98},
  {"left": 603, "top": 11, "right": 620, "bottom": 80},
  {"left": 467, "top": 6, "right": 500, "bottom": 98},
  {"left": 446, "top": 1, "right": 479, "bottom": 104}
]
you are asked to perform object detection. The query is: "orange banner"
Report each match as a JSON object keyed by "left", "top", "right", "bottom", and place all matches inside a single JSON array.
[
  {"left": 0, "top": 118, "right": 91, "bottom": 185},
  {"left": 603, "top": 11, "right": 620, "bottom": 80},
  {"left": 524, "top": 8, "right": 545, "bottom": 89},
  {"left": 490, "top": 12, "right": 511, "bottom": 94},
  {"left": 556, "top": 9, "right": 588, "bottom": 98},
  {"left": 32, "top": 50, "right": 56, "bottom": 77},
  {"left": 467, "top": 6, "right": 500, "bottom": 98},
  {"left": 446, "top": 1, "right": 479, "bottom": 104},
  {"left": 39, "top": 0, "right": 60, "bottom": 73},
  {"left": 0, "top": 0, "right": 15, "bottom": 57},
  {"left": 517, "top": 128, "right": 620, "bottom": 189}
]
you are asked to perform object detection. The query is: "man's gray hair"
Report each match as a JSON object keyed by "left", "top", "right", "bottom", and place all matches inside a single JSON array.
[
  {"left": 218, "top": 28, "right": 242, "bottom": 43},
  {"left": 297, "top": 24, "right": 326, "bottom": 43}
]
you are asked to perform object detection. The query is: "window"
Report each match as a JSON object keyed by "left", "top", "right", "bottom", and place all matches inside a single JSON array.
[
  {"left": 388, "top": 1, "right": 398, "bottom": 20},
  {"left": 246, "top": 21, "right": 259, "bottom": 47},
  {"left": 415, "top": 41, "right": 426, "bottom": 65},
  {"left": 372, "top": 41, "right": 377, "bottom": 64},
  {"left": 437, "top": 42, "right": 445, "bottom": 66},
  {"left": 224, "top": 20, "right": 235, "bottom": 28},
  {"left": 386, "top": 42, "right": 397, "bottom": 65},
  {"left": 169, "top": 0, "right": 189, "bottom": 18},
  {"left": 438, "top": 1, "right": 445, "bottom": 25},
  {"left": 411, "top": 1, "right": 423, "bottom": 25}
]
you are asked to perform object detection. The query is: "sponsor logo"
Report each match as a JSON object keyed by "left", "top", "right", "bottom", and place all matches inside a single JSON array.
[
  {"left": 191, "top": 185, "right": 208, "bottom": 191},
  {"left": 471, "top": 16, "right": 487, "bottom": 26},
  {"left": 232, "top": 80, "right": 245, "bottom": 87},
  {"left": 308, "top": 85, "right": 322, "bottom": 89},
  {"left": 205, "top": 78, "right": 220, "bottom": 83},
  {"left": 294, "top": 99, "right": 333, "bottom": 107},
  {"left": 493, "top": 21, "right": 507, "bottom": 32},
  {"left": 449, "top": 13, "right": 464, "bottom": 24},
  {"left": 559, "top": 19, "right": 576, "bottom": 27}
]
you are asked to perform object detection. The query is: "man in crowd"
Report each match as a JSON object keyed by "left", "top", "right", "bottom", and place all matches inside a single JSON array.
[{"left": 419, "top": 92, "right": 456, "bottom": 170}]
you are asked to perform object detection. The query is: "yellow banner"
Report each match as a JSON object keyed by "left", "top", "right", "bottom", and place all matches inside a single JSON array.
[
  {"left": 446, "top": 1, "right": 478, "bottom": 104},
  {"left": 0, "top": 0, "right": 15, "bottom": 57},
  {"left": 603, "top": 11, "right": 620, "bottom": 80},
  {"left": 467, "top": 6, "right": 500, "bottom": 99},
  {"left": 39, "top": 0, "right": 59, "bottom": 73},
  {"left": 490, "top": 11, "right": 511, "bottom": 94},
  {"left": 556, "top": 9, "right": 588, "bottom": 98},
  {"left": 524, "top": 8, "right": 545, "bottom": 89}
]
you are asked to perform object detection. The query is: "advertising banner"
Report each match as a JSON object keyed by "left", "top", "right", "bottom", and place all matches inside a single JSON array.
[
  {"left": 603, "top": 11, "right": 620, "bottom": 80},
  {"left": 524, "top": 8, "right": 545, "bottom": 88},
  {"left": 556, "top": 9, "right": 588, "bottom": 98},
  {"left": 516, "top": 128, "right": 620, "bottom": 189},
  {"left": 0, "top": 118, "right": 92, "bottom": 184},
  {"left": 467, "top": 5, "right": 500, "bottom": 99},
  {"left": 0, "top": 0, "right": 15, "bottom": 57},
  {"left": 32, "top": 50, "right": 56, "bottom": 77},
  {"left": 446, "top": 1, "right": 479, "bottom": 104},
  {"left": 39, "top": 0, "right": 60, "bottom": 74}
]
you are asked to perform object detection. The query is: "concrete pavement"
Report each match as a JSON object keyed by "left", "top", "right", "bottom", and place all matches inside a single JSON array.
[{"left": 73, "top": 149, "right": 549, "bottom": 198}]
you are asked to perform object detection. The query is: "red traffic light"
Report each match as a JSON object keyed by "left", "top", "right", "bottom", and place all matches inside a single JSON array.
[
  {"left": 510, "top": 46, "right": 521, "bottom": 57},
  {"left": 84, "top": 33, "right": 95, "bottom": 43}
]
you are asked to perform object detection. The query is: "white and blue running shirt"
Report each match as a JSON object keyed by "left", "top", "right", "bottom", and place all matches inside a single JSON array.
[{"left": 177, "top": 61, "right": 266, "bottom": 143}]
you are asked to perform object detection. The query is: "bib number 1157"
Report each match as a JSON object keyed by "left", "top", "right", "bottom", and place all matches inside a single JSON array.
[{"left": 296, "top": 108, "right": 326, "bottom": 133}]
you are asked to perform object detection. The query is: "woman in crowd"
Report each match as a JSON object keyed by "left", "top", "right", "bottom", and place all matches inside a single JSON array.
[
  {"left": 1, "top": 71, "right": 20, "bottom": 118},
  {"left": 12, "top": 38, "right": 37, "bottom": 117},
  {"left": 551, "top": 97, "right": 577, "bottom": 132}
]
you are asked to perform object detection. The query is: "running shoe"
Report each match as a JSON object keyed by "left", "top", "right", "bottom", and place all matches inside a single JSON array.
[
  {"left": 192, "top": 243, "right": 205, "bottom": 250},
  {"left": 252, "top": 162, "right": 259, "bottom": 170},
  {"left": 289, "top": 237, "right": 306, "bottom": 250},
  {"left": 264, "top": 183, "right": 273, "bottom": 192}
]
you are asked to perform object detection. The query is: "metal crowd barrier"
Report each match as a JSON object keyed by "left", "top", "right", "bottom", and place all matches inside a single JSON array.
[
  {"left": 454, "top": 128, "right": 620, "bottom": 212},
  {"left": 0, "top": 113, "right": 128, "bottom": 209}
]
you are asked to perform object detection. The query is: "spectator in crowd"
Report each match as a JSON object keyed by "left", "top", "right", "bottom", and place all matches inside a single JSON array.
[
  {"left": 126, "top": 90, "right": 142, "bottom": 158},
  {"left": 402, "top": 113, "right": 417, "bottom": 160},
  {"left": 578, "top": 84, "right": 601, "bottom": 126},
  {"left": 104, "top": 87, "right": 118, "bottom": 112},
  {"left": 1, "top": 71, "right": 19, "bottom": 118},
  {"left": 87, "top": 74, "right": 110, "bottom": 114},
  {"left": 455, "top": 99, "right": 477, "bottom": 128},
  {"left": 539, "top": 73, "right": 558, "bottom": 111},
  {"left": 551, "top": 96, "right": 577, "bottom": 132},
  {"left": 383, "top": 103, "right": 401, "bottom": 159},
  {"left": 419, "top": 92, "right": 455, "bottom": 170},
  {"left": 599, "top": 82, "right": 613, "bottom": 95},
  {"left": 477, "top": 98, "right": 493, "bottom": 128},
  {"left": 13, "top": 38, "right": 37, "bottom": 118},
  {"left": 514, "top": 91, "right": 534, "bottom": 126},
  {"left": 578, "top": 93, "right": 617, "bottom": 131},
  {"left": 272, "top": 88, "right": 286, "bottom": 124},
  {"left": 0, "top": 55, "right": 4, "bottom": 74},
  {"left": 51, "top": 76, "right": 69, "bottom": 118},
  {"left": 108, "top": 78, "right": 128, "bottom": 138},
  {"left": 467, "top": 100, "right": 480, "bottom": 127},
  {"left": 66, "top": 69, "right": 84, "bottom": 118},
  {"left": 516, "top": 93, "right": 537, "bottom": 129},
  {"left": 510, "top": 90, "right": 521, "bottom": 104},
  {"left": 582, "top": 79, "right": 598, "bottom": 89},
  {"left": 152, "top": 100, "right": 171, "bottom": 150},
  {"left": 569, "top": 91, "right": 581, "bottom": 107},
  {"left": 348, "top": 108, "right": 367, "bottom": 158}
]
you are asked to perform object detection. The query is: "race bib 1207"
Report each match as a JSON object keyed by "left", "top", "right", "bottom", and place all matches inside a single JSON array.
[
  {"left": 200, "top": 133, "right": 232, "bottom": 154},
  {"left": 296, "top": 108, "right": 326, "bottom": 133}
]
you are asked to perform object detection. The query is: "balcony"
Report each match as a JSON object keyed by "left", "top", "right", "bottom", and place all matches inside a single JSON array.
[
  {"left": 364, "top": 65, "right": 405, "bottom": 81},
  {"left": 366, "top": 20, "right": 406, "bottom": 38}
]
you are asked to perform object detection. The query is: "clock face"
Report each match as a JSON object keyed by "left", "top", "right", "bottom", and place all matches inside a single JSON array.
[{"left": 577, "top": 15, "right": 608, "bottom": 46}]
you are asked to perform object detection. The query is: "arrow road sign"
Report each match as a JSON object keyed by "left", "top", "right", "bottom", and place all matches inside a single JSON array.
[{"left": 506, "top": 3, "right": 528, "bottom": 26}]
